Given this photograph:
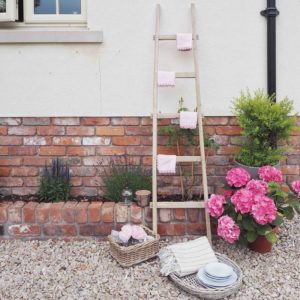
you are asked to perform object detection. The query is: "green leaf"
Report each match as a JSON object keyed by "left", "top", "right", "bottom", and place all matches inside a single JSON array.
[
  {"left": 282, "top": 206, "right": 295, "bottom": 220},
  {"left": 266, "top": 232, "right": 277, "bottom": 244},
  {"left": 271, "top": 213, "right": 284, "bottom": 226},
  {"left": 247, "top": 231, "right": 258, "bottom": 243},
  {"left": 257, "top": 225, "right": 272, "bottom": 236},
  {"left": 289, "top": 199, "right": 300, "bottom": 214},
  {"left": 242, "top": 218, "right": 254, "bottom": 231}
]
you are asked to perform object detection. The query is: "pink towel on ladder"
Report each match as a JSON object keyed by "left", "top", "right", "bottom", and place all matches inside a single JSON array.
[
  {"left": 177, "top": 33, "right": 193, "bottom": 51},
  {"left": 180, "top": 112, "right": 198, "bottom": 129},
  {"left": 158, "top": 71, "right": 176, "bottom": 87},
  {"left": 157, "top": 155, "right": 176, "bottom": 174}
]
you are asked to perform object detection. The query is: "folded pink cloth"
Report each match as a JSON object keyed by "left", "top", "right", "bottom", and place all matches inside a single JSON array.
[
  {"left": 180, "top": 111, "right": 198, "bottom": 129},
  {"left": 158, "top": 71, "right": 176, "bottom": 87},
  {"left": 157, "top": 154, "right": 176, "bottom": 174},
  {"left": 177, "top": 33, "right": 193, "bottom": 51}
]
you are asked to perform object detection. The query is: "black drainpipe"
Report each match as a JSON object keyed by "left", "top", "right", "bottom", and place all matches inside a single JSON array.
[{"left": 261, "top": 0, "right": 279, "bottom": 101}]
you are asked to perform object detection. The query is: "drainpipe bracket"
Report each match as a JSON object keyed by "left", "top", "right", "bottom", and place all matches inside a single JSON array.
[{"left": 261, "top": 7, "right": 279, "bottom": 18}]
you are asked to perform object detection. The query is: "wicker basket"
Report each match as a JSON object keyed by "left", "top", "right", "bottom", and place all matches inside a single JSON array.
[
  {"left": 169, "top": 253, "right": 243, "bottom": 299},
  {"left": 108, "top": 225, "right": 160, "bottom": 267}
]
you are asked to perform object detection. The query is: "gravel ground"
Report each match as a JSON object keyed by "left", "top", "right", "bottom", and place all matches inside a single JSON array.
[{"left": 0, "top": 216, "right": 299, "bottom": 300}]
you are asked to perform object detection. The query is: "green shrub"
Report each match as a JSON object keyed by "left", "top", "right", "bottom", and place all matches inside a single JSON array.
[
  {"left": 38, "top": 158, "right": 70, "bottom": 202},
  {"left": 232, "top": 90, "right": 298, "bottom": 167},
  {"left": 103, "top": 156, "right": 151, "bottom": 202}
]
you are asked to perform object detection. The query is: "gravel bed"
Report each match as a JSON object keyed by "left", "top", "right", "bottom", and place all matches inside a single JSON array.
[{"left": 0, "top": 216, "right": 299, "bottom": 300}]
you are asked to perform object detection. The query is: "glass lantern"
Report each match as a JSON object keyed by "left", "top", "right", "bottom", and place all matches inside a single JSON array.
[{"left": 122, "top": 187, "right": 133, "bottom": 206}]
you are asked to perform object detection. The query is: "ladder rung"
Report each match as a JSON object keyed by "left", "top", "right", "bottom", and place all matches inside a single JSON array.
[
  {"left": 177, "top": 156, "right": 202, "bottom": 162},
  {"left": 150, "top": 201, "right": 205, "bottom": 209},
  {"left": 176, "top": 72, "right": 196, "bottom": 78},
  {"left": 153, "top": 34, "right": 199, "bottom": 41}
]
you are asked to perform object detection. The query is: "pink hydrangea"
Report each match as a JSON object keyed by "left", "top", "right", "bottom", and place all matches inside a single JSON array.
[
  {"left": 251, "top": 195, "right": 277, "bottom": 225},
  {"left": 217, "top": 215, "right": 240, "bottom": 244},
  {"left": 206, "top": 194, "right": 226, "bottom": 218},
  {"left": 246, "top": 179, "right": 268, "bottom": 195},
  {"left": 131, "top": 225, "right": 147, "bottom": 241},
  {"left": 258, "top": 166, "right": 283, "bottom": 182},
  {"left": 223, "top": 190, "right": 233, "bottom": 199},
  {"left": 291, "top": 180, "right": 300, "bottom": 197},
  {"left": 231, "top": 189, "right": 254, "bottom": 214},
  {"left": 226, "top": 168, "right": 251, "bottom": 187},
  {"left": 119, "top": 224, "right": 133, "bottom": 243}
]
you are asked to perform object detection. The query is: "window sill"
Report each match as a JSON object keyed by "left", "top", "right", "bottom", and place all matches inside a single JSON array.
[{"left": 0, "top": 29, "right": 103, "bottom": 44}]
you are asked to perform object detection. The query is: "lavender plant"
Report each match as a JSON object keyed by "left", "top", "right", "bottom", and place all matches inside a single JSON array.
[{"left": 38, "top": 158, "right": 70, "bottom": 202}]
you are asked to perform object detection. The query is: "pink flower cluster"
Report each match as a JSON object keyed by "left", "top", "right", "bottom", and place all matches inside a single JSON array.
[
  {"left": 119, "top": 224, "right": 147, "bottom": 243},
  {"left": 246, "top": 179, "right": 268, "bottom": 195},
  {"left": 258, "top": 166, "right": 283, "bottom": 182},
  {"left": 251, "top": 195, "right": 277, "bottom": 225},
  {"left": 231, "top": 189, "right": 254, "bottom": 214},
  {"left": 205, "top": 194, "right": 226, "bottom": 218},
  {"left": 217, "top": 216, "right": 240, "bottom": 243},
  {"left": 226, "top": 168, "right": 251, "bottom": 187},
  {"left": 292, "top": 180, "right": 300, "bottom": 197}
]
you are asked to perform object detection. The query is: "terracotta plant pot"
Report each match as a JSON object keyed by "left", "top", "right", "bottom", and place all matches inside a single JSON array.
[{"left": 135, "top": 190, "right": 151, "bottom": 207}]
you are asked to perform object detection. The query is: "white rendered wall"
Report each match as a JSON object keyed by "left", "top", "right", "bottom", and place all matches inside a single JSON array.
[{"left": 0, "top": 0, "right": 299, "bottom": 117}]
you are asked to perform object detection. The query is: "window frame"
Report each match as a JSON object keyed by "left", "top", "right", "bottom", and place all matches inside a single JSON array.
[
  {"left": 0, "top": 0, "right": 17, "bottom": 22},
  {"left": 24, "top": 0, "right": 87, "bottom": 24}
]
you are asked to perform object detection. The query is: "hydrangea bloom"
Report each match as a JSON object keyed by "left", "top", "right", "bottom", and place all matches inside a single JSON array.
[
  {"left": 246, "top": 179, "right": 268, "bottom": 195},
  {"left": 223, "top": 189, "right": 233, "bottom": 199},
  {"left": 119, "top": 224, "right": 133, "bottom": 243},
  {"left": 258, "top": 166, "right": 283, "bottom": 182},
  {"left": 217, "top": 215, "right": 240, "bottom": 244},
  {"left": 291, "top": 180, "right": 300, "bottom": 197},
  {"left": 231, "top": 189, "right": 254, "bottom": 214},
  {"left": 206, "top": 194, "right": 226, "bottom": 218},
  {"left": 226, "top": 168, "right": 251, "bottom": 187},
  {"left": 131, "top": 225, "right": 147, "bottom": 241},
  {"left": 251, "top": 195, "right": 277, "bottom": 225}
]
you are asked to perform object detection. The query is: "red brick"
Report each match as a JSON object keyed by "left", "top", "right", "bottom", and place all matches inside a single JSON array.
[
  {"left": 141, "top": 136, "right": 152, "bottom": 145},
  {"left": 97, "top": 146, "right": 126, "bottom": 156},
  {"left": 37, "top": 126, "right": 65, "bottom": 136},
  {"left": 204, "top": 127, "right": 216, "bottom": 135},
  {"left": 207, "top": 156, "right": 230, "bottom": 166},
  {"left": 215, "top": 126, "right": 241, "bottom": 135},
  {"left": 0, "top": 118, "right": 21, "bottom": 126},
  {"left": 52, "top": 117, "right": 80, "bottom": 126},
  {"left": 79, "top": 224, "right": 96, "bottom": 236},
  {"left": 0, "top": 202, "right": 11, "bottom": 223},
  {"left": 0, "top": 146, "right": 9, "bottom": 155},
  {"left": 229, "top": 117, "right": 238, "bottom": 125},
  {"left": 0, "top": 127, "right": 8, "bottom": 135},
  {"left": 81, "top": 117, "right": 110, "bottom": 126},
  {"left": 0, "top": 167, "right": 10, "bottom": 177},
  {"left": 213, "top": 135, "right": 229, "bottom": 146},
  {"left": 23, "top": 202, "right": 38, "bottom": 223},
  {"left": 174, "top": 208, "right": 186, "bottom": 221},
  {"left": 23, "top": 177, "right": 39, "bottom": 187},
  {"left": 53, "top": 137, "right": 81, "bottom": 145},
  {"left": 142, "top": 156, "right": 152, "bottom": 166},
  {"left": 96, "top": 127, "right": 124, "bottom": 136},
  {"left": 49, "top": 202, "right": 64, "bottom": 223},
  {"left": 82, "top": 137, "right": 110, "bottom": 146},
  {"left": 187, "top": 223, "right": 206, "bottom": 235},
  {"left": 111, "top": 117, "right": 140, "bottom": 126},
  {"left": 130, "top": 203, "right": 142, "bottom": 224},
  {"left": 83, "top": 156, "right": 110, "bottom": 166},
  {"left": 39, "top": 146, "right": 66, "bottom": 156},
  {"left": 94, "top": 224, "right": 113, "bottom": 235},
  {"left": 44, "top": 224, "right": 77, "bottom": 236},
  {"left": 75, "top": 202, "right": 89, "bottom": 224},
  {"left": 9, "top": 146, "right": 37, "bottom": 156},
  {"left": 11, "top": 187, "right": 38, "bottom": 195},
  {"left": 204, "top": 117, "right": 229, "bottom": 125},
  {"left": 62, "top": 201, "right": 77, "bottom": 223},
  {"left": 8, "top": 224, "right": 40, "bottom": 236},
  {"left": 11, "top": 167, "right": 39, "bottom": 177},
  {"left": 158, "top": 224, "right": 185, "bottom": 236},
  {"left": 23, "top": 118, "right": 50, "bottom": 125},
  {"left": 126, "top": 146, "right": 152, "bottom": 155},
  {"left": 67, "top": 146, "right": 95, "bottom": 156},
  {"left": 67, "top": 126, "right": 95, "bottom": 136},
  {"left": 70, "top": 187, "right": 98, "bottom": 197},
  {"left": 8, "top": 127, "right": 36, "bottom": 135},
  {"left": 115, "top": 203, "right": 128, "bottom": 223},
  {"left": 281, "top": 165, "right": 300, "bottom": 175},
  {"left": 0, "top": 136, "right": 22, "bottom": 145},
  {"left": 157, "top": 146, "right": 177, "bottom": 155},
  {"left": 144, "top": 207, "right": 152, "bottom": 223},
  {"left": 69, "top": 167, "right": 96, "bottom": 177},
  {"left": 217, "top": 146, "right": 240, "bottom": 155},
  {"left": 125, "top": 126, "right": 152, "bottom": 136},
  {"left": 8, "top": 201, "right": 24, "bottom": 223},
  {"left": 23, "top": 157, "right": 50, "bottom": 166},
  {"left": 24, "top": 137, "right": 51, "bottom": 145},
  {"left": 102, "top": 202, "right": 114, "bottom": 223},
  {"left": 0, "top": 177, "right": 23, "bottom": 187},
  {"left": 112, "top": 136, "right": 140, "bottom": 146},
  {"left": 36, "top": 203, "right": 51, "bottom": 223},
  {"left": 88, "top": 202, "right": 102, "bottom": 223},
  {"left": 159, "top": 209, "right": 172, "bottom": 223},
  {"left": 141, "top": 117, "right": 169, "bottom": 126},
  {"left": 82, "top": 177, "right": 101, "bottom": 187},
  {"left": 70, "top": 177, "right": 82, "bottom": 187},
  {"left": 187, "top": 209, "right": 199, "bottom": 222}
]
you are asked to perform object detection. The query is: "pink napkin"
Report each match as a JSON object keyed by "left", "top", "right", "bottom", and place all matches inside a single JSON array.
[
  {"left": 180, "top": 112, "right": 198, "bottom": 129},
  {"left": 158, "top": 71, "right": 176, "bottom": 87},
  {"left": 157, "top": 154, "right": 176, "bottom": 174},
  {"left": 177, "top": 33, "right": 193, "bottom": 51}
]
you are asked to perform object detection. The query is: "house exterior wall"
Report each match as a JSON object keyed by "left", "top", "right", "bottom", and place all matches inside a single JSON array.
[{"left": 0, "top": 0, "right": 299, "bottom": 117}]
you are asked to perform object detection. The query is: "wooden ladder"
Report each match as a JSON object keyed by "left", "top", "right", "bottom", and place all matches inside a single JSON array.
[{"left": 151, "top": 3, "right": 212, "bottom": 243}]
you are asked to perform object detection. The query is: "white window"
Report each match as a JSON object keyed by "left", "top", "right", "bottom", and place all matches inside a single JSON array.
[
  {"left": 24, "top": 0, "right": 86, "bottom": 23},
  {"left": 0, "top": 0, "right": 17, "bottom": 22}
]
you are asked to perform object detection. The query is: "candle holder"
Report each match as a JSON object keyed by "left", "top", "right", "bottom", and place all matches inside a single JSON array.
[{"left": 122, "top": 187, "right": 133, "bottom": 206}]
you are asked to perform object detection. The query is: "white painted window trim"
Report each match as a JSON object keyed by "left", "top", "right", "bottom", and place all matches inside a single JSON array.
[
  {"left": 24, "top": 0, "right": 87, "bottom": 24},
  {"left": 0, "top": 0, "right": 17, "bottom": 22}
]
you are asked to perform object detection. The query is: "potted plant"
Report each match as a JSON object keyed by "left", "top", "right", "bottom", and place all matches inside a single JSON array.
[
  {"left": 206, "top": 167, "right": 300, "bottom": 253},
  {"left": 232, "top": 90, "right": 297, "bottom": 177}
]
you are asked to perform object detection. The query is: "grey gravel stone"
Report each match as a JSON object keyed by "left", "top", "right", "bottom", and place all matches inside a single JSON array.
[{"left": 0, "top": 216, "right": 299, "bottom": 299}]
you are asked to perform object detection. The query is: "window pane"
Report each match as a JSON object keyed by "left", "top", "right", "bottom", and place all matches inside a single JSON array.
[
  {"left": 34, "top": 0, "right": 56, "bottom": 15},
  {"left": 59, "top": 0, "right": 81, "bottom": 15},
  {"left": 0, "top": 0, "right": 6, "bottom": 13}
]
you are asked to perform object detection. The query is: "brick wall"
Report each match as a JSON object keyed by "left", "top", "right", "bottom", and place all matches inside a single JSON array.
[{"left": 0, "top": 116, "right": 299, "bottom": 198}]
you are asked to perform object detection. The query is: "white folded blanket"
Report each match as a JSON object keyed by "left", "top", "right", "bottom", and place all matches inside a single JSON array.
[{"left": 158, "top": 236, "right": 218, "bottom": 277}]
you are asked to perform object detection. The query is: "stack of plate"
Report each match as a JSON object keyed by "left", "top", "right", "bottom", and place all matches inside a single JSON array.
[{"left": 196, "top": 262, "right": 238, "bottom": 289}]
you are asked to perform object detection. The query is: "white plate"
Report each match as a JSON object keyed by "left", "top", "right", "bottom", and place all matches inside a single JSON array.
[
  {"left": 204, "top": 272, "right": 232, "bottom": 281},
  {"left": 197, "top": 267, "right": 237, "bottom": 287},
  {"left": 204, "top": 262, "right": 233, "bottom": 278}
]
